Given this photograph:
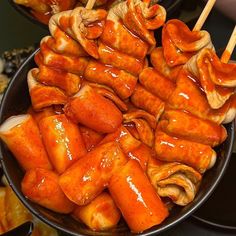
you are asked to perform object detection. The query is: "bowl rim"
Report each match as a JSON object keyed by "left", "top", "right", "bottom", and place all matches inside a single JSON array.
[
  {"left": 8, "top": 0, "right": 48, "bottom": 30},
  {"left": 192, "top": 214, "right": 236, "bottom": 231},
  {"left": 0, "top": 49, "right": 235, "bottom": 235}
]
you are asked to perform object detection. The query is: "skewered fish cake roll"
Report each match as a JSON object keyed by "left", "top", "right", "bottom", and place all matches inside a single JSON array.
[
  {"left": 84, "top": 0, "right": 166, "bottom": 99},
  {"left": 162, "top": 19, "right": 213, "bottom": 67},
  {"left": 186, "top": 48, "right": 236, "bottom": 109}
]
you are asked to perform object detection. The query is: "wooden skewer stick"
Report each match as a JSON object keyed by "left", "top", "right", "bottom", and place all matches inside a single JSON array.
[
  {"left": 86, "top": 0, "right": 97, "bottom": 9},
  {"left": 193, "top": 0, "right": 216, "bottom": 31},
  {"left": 221, "top": 26, "right": 236, "bottom": 63}
]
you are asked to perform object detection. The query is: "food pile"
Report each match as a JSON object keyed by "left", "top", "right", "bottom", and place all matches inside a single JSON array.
[{"left": 1, "top": 0, "right": 236, "bottom": 233}]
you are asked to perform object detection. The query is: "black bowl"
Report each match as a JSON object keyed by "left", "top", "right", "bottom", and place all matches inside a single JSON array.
[
  {"left": 8, "top": 0, "right": 184, "bottom": 30},
  {"left": 0, "top": 49, "right": 235, "bottom": 236}
]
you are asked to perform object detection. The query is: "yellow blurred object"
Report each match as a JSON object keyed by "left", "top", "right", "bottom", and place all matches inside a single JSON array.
[
  {"left": 0, "top": 188, "right": 7, "bottom": 233},
  {"left": 0, "top": 74, "right": 9, "bottom": 94},
  {"left": 0, "top": 185, "right": 58, "bottom": 236},
  {"left": 5, "top": 186, "right": 32, "bottom": 231},
  {"left": 31, "top": 219, "right": 58, "bottom": 236}
]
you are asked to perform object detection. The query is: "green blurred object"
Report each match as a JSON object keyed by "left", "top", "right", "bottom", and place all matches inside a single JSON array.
[{"left": 0, "top": 1, "right": 47, "bottom": 55}]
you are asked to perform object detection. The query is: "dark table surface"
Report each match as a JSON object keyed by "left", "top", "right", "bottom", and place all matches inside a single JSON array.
[
  {"left": 0, "top": 1, "right": 47, "bottom": 55},
  {"left": 0, "top": 0, "right": 236, "bottom": 235}
]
